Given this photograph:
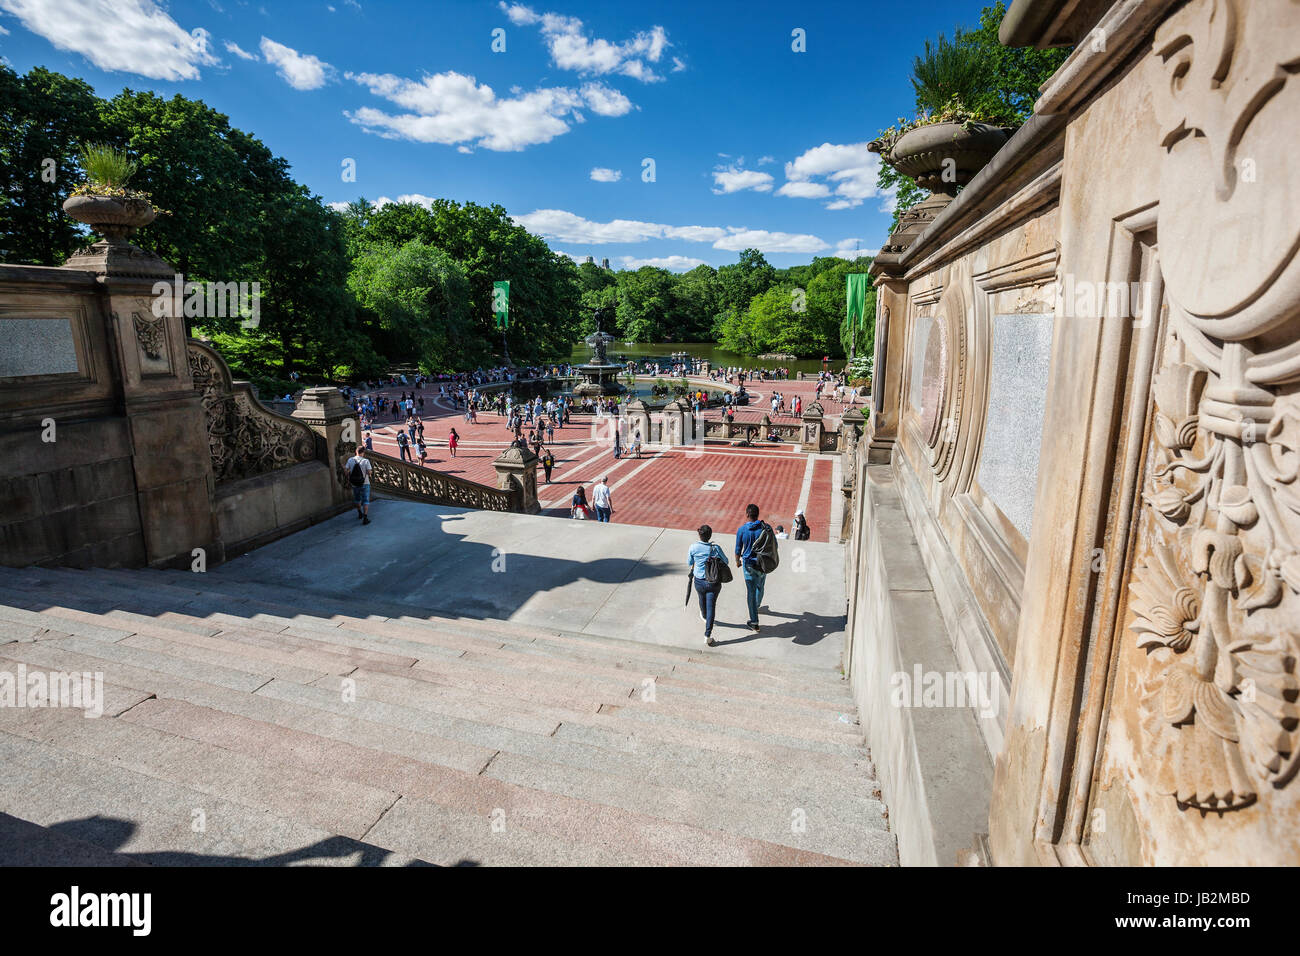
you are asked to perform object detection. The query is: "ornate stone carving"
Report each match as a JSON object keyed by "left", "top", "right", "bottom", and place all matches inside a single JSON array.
[
  {"left": 187, "top": 341, "right": 317, "bottom": 483},
  {"left": 132, "top": 311, "right": 166, "bottom": 360},
  {"left": 368, "top": 452, "right": 516, "bottom": 512},
  {"left": 1130, "top": 0, "right": 1300, "bottom": 813}
]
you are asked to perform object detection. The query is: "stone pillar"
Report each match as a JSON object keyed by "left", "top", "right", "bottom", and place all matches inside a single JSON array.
[
  {"left": 292, "top": 387, "right": 358, "bottom": 505},
  {"left": 492, "top": 445, "right": 540, "bottom": 514},
  {"left": 661, "top": 399, "right": 686, "bottom": 446},
  {"left": 625, "top": 399, "right": 651, "bottom": 448},
  {"left": 800, "top": 402, "right": 824, "bottom": 453},
  {"left": 840, "top": 406, "right": 866, "bottom": 459},
  {"left": 64, "top": 238, "right": 217, "bottom": 568},
  {"left": 865, "top": 277, "right": 907, "bottom": 463}
]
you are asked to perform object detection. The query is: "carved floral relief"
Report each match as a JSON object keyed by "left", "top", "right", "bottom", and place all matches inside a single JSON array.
[{"left": 1129, "top": 0, "right": 1300, "bottom": 813}]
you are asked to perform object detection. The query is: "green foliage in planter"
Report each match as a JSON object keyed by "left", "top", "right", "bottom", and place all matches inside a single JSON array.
[
  {"left": 875, "top": 2, "right": 1072, "bottom": 233},
  {"left": 78, "top": 143, "right": 136, "bottom": 188}
]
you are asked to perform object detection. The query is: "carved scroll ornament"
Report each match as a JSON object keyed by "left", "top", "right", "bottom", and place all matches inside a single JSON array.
[
  {"left": 1130, "top": 0, "right": 1300, "bottom": 813},
  {"left": 187, "top": 341, "right": 317, "bottom": 483}
]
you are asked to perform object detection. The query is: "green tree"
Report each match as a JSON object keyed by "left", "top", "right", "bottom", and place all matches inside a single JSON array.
[
  {"left": 348, "top": 239, "right": 471, "bottom": 373},
  {"left": 615, "top": 266, "right": 678, "bottom": 343},
  {"left": 876, "top": 2, "right": 1070, "bottom": 235},
  {"left": 342, "top": 198, "right": 581, "bottom": 364},
  {"left": 716, "top": 248, "right": 776, "bottom": 315},
  {"left": 99, "top": 88, "right": 292, "bottom": 283},
  {"left": 0, "top": 65, "right": 104, "bottom": 264},
  {"left": 673, "top": 264, "right": 721, "bottom": 340}
]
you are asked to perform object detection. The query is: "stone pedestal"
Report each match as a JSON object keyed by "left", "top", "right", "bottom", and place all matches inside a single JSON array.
[
  {"left": 661, "top": 399, "right": 687, "bottom": 446},
  {"left": 492, "top": 445, "right": 540, "bottom": 514},
  {"left": 625, "top": 399, "right": 651, "bottom": 448},
  {"left": 800, "top": 403, "right": 824, "bottom": 453},
  {"left": 840, "top": 406, "right": 866, "bottom": 460},
  {"left": 292, "top": 387, "right": 358, "bottom": 505}
]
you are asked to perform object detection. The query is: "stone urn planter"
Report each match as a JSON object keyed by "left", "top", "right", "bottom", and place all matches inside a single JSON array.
[
  {"left": 870, "top": 121, "right": 1013, "bottom": 195},
  {"left": 63, "top": 194, "right": 157, "bottom": 240},
  {"left": 61, "top": 193, "right": 170, "bottom": 278}
]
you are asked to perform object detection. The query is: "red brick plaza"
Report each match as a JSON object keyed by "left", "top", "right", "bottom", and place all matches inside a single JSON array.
[{"left": 360, "top": 378, "right": 853, "bottom": 543}]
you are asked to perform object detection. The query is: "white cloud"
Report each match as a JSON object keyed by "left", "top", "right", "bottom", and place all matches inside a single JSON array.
[
  {"left": 347, "top": 70, "right": 632, "bottom": 151},
  {"left": 500, "top": 2, "right": 669, "bottom": 83},
  {"left": 757, "top": 155, "right": 775, "bottom": 166},
  {"left": 0, "top": 0, "right": 217, "bottom": 80},
  {"left": 776, "top": 180, "right": 830, "bottom": 199},
  {"left": 714, "top": 229, "right": 827, "bottom": 253},
  {"left": 581, "top": 82, "right": 632, "bottom": 116},
  {"left": 260, "top": 36, "right": 333, "bottom": 89},
  {"left": 589, "top": 167, "right": 622, "bottom": 183},
  {"left": 512, "top": 208, "right": 828, "bottom": 254},
  {"left": 712, "top": 165, "right": 773, "bottom": 195},
  {"left": 0, "top": 24, "right": 9, "bottom": 34},
  {"left": 327, "top": 200, "right": 351, "bottom": 212},
  {"left": 224, "top": 40, "right": 258, "bottom": 60},
  {"left": 617, "top": 255, "right": 707, "bottom": 271},
  {"left": 671, "top": 56, "right": 685, "bottom": 72},
  {"left": 781, "top": 141, "right": 882, "bottom": 210}
]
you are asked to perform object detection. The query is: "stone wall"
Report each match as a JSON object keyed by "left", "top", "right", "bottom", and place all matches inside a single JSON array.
[
  {"left": 844, "top": 0, "right": 1300, "bottom": 865},
  {"left": 0, "top": 252, "right": 351, "bottom": 569}
]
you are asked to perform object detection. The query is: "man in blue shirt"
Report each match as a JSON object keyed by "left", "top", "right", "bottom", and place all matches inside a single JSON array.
[
  {"left": 734, "top": 503, "right": 767, "bottom": 632},
  {"left": 687, "top": 524, "right": 727, "bottom": 646}
]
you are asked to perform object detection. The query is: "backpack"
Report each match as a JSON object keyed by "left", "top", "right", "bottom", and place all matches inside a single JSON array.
[
  {"left": 348, "top": 459, "right": 366, "bottom": 487},
  {"left": 751, "top": 522, "right": 780, "bottom": 573},
  {"left": 704, "top": 545, "right": 733, "bottom": 585}
]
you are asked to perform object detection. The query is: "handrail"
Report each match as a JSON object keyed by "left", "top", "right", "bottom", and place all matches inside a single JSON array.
[{"left": 366, "top": 449, "right": 519, "bottom": 512}]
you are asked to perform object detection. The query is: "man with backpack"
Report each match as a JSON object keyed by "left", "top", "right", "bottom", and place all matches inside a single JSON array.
[
  {"left": 735, "top": 503, "right": 778, "bottom": 632},
  {"left": 396, "top": 429, "right": 411, "bottom": 463},
  {"left": 687, "top": 524, "right": 730, "bottom": 646},
  {"left": 345, "top": 445, "right": 372, "bottom": 525}
]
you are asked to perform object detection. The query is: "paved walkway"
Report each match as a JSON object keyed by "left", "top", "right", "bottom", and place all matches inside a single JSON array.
[
  {"left": 356, "top": 378, "right": 853, "bottom": 543},
  {"left": 218, "top": 503, "right": 849, "bottom": 668}
]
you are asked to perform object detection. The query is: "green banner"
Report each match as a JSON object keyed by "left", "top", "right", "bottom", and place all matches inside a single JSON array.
[
  {"left": 493, "top": 280, "right": 510, "bottom": 329},
  {"left": 846, "top": 273, "right": 870, "bottom": 330}
]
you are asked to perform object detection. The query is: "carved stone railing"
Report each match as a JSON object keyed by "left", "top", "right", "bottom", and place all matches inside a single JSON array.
[
  {"left": 367, "top": 450, "right": 519, "bottom": 512},
  {"left": 187, "top": 340, "right": 320, "bottom": 484}
]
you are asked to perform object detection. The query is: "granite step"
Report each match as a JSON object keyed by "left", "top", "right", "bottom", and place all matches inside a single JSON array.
[
  {"left": 145, "top": 568, "right": 843, "bottom": 683},
  {"left": 0, "top": 705, "right": 398, "bottom": 840},
  {"left": 123, "top": 698, "right": 853, "bottom": 866},
  {"left": 271, "top": 670, "right": 884, "bottom": 825},
  {"left": 0, "top": 731, "right": 420, "bottom": 866},
  {"left": 0, "top": 566, "right": 894, "bottom": 866},
  {"left": 482, "top": 749, "right": 895, "bottom": 865},
  {"left": 0, "top": 641, "right": 497, "bottom": 774}
]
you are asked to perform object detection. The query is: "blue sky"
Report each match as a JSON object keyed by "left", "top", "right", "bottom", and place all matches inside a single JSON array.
[{"left": 0, "top": 0, "right": 992, "bottom": 270}]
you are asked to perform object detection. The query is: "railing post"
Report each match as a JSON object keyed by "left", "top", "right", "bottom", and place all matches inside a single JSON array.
[
  {"left": 839, "top": 406, "right": 866, "bottom": 461},
  {"left": 800, "top": 402, "right": 824, "bottom": 453},
  {"left": 292, "top": 387, "right": 359, "bottom": 506},
  {"left": 492, "top": 445, "right": 541, "bottom": 514}
]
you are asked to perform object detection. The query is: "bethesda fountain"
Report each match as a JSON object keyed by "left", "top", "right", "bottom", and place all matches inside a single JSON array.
[{"left": 572, "top": 307, "right": 625, "bottom": 396}]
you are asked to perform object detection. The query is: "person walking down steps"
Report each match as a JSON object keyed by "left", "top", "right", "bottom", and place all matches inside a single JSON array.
[
  {"left": 686, "top": 524, "right": 731, "bottom": 647},
  {"left": 345, "top": 444, "right": 372, "bottom": 525},
  {"left": 734, "top": 503, "right": 779, "bottom": 631}
]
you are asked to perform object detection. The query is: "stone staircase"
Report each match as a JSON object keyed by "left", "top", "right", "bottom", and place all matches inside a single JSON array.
[{"left": 0, "top": 565, "right": 896, "bottom": 866}]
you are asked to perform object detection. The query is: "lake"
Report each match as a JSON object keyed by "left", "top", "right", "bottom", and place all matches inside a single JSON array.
[{"left": 565, "top": 341, "right": 839, "bottom": 377}]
